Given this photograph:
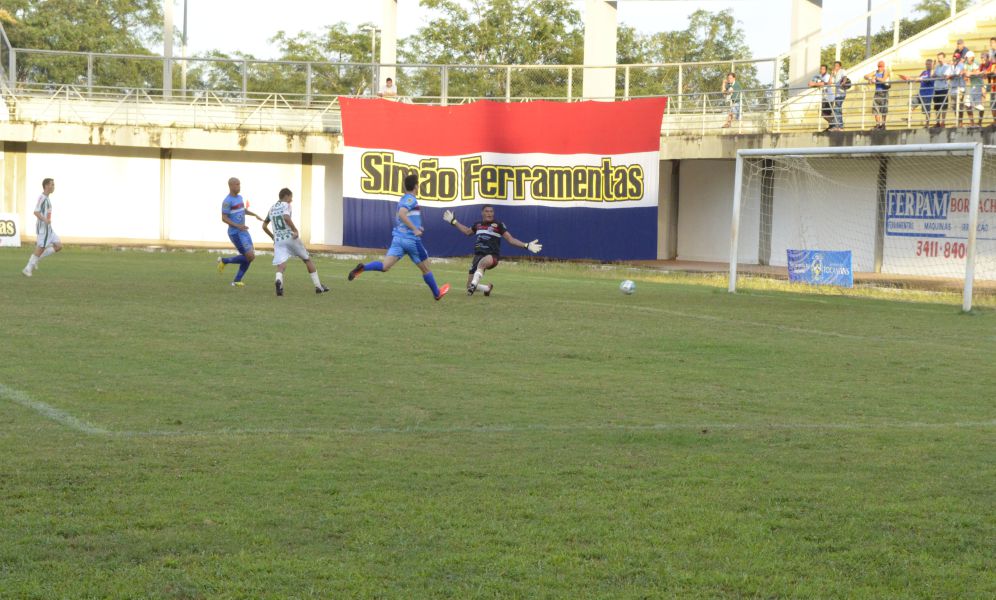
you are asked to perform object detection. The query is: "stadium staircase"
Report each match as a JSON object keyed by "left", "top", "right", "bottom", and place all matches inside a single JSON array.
[{"left": 787, "top": 0, "right": 996, "bottom": 131}]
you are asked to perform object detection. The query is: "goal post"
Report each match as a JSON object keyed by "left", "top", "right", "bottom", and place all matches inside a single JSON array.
[{"left": 728, "top": 143, "right": 992, "bottom": 311}]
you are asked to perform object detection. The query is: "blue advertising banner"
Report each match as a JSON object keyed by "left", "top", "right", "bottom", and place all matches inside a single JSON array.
[{"left": 787, "top": 249, "right": 853, "bottom": 287}]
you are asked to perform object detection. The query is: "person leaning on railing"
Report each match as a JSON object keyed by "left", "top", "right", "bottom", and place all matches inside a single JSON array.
[
  {"left": 721, "top": 72, "right": 742, "bottom": 129},
  {"left": 864, "top": 61, "right": 891, "bottom": 130},
  {"left": 986, "top": 50, "right": 996, "bottom": 124},
  {"left": 949, "top": 51, "right": 966, "bottom": 127},
  {"left": 964, "top": 51, "right": 985, "bottom": 127},
  {"left": 830, "top": 61, "right": 849, "bottom": 131},
  {"left": 932, "top": 52, "right": 951, "bottom": 128},
  {"left": 900, "top": 58, "right": 934, "bottom": 128},
  {"left": 808, "top": 64, "right": 833, "bottom": 132}
]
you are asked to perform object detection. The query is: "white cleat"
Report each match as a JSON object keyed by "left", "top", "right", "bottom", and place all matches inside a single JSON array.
[{"left": 21, "top": 266, "right": 33, "bottom": 277}]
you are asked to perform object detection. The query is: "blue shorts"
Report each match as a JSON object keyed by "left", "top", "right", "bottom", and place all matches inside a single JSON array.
[
  {"left": 387, "top": 236, "right": 429, "bottom": 265},
  {"left": 228, "top": 229, "right": 254, "bottom": 255}
]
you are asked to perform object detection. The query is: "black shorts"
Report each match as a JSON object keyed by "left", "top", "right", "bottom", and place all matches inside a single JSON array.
[
  {"left": 933, "top": 92, "right": 948, "bottom": 113},
  {"left": 469, "top": 253, "right": 499, "bottom": 274}
]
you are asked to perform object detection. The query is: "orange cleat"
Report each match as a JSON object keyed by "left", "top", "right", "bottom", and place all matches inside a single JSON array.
[
  {"left": 435, "top": 283, "right": 450, "bottom": 300},
  {"left": 348, "top": 262, "right": 364, "bottom": 281}
]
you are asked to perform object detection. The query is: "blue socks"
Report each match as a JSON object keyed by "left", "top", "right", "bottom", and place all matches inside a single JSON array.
[
  {"left": 364, "top": 261, "right": 384, "bottom": 272},
  {"left": 423, "top": 272, "right": 440, "bottom": 297},
  {"left": 235, "top": 261, "right": 251, "bottom": 282}
]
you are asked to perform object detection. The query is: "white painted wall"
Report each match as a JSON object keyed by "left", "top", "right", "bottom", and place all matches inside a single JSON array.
[
  {"left": 168, "top": 150, "right": 302, "bottom": 245},
  {"left": 319, "top": 154, "right": 344, "bottom": 246},
  {"left": 22, "top": 144, "right": 160, "bottom": 241},
  {"left": 679, "top": 155, "right": 995, "bottom": 280},
  {"left": 768, "top": 157, "right": 879, "bottom": 271},
  {"left": 676, "top": 159, "right": 760, "bottom": 263}
]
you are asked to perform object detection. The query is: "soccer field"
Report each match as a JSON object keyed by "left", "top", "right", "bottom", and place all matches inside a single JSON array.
[{"left": 1, "top": 247, "right": 994, "bottom": 598}]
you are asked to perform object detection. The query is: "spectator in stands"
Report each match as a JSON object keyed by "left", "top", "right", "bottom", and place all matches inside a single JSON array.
[
  {"left": 830, "top": 61, "right": 849, "bottom": 130},
  {"left": 900, "top": 58, "right": 934, "bottom": 127},
  {"left": 953, "top": 39, "right": 970, "bottom": 62},
  {"left": 932, "top": 52, "right": 951, "bottom": 128},
  {"left": 722, "top": 72, "right": 742, "bottom": 129},
  {"left": 965, "top": 52, "right": 985, "bottom": 126},
  {"left": 949, "top": 51, "right": 966, "bottom": 126},
  {"left": 864, "top": 61, "right": 891, "bottom": 130},
  {"left": 986, "top": 51, "right": 996, "bottom": 124},
  {"left": 379, "top": 77, "right": 398, "bottom": 98},
  {"left": 809, "top": 64, "right": 834, "bottom": 131}
]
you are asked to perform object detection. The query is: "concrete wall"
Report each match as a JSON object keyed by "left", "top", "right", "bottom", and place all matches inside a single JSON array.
[
  {"left": 675, "top": 155, "right": 995, "bottom": 280},
  {"left": 11, "top": 144, "right": 343, "bottom": 248}
]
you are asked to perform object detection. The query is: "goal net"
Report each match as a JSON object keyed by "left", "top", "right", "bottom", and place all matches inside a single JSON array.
[{"left": 729, "top": 143, "right": 996, "bottom": 310}]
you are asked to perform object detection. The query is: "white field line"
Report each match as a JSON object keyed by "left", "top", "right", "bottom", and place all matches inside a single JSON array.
[
  {"left": 0, "top": 383, "right": 110, "bottom": 435},
  {"left": 554, "top": 298, "right": 994, "bottom": 350},
  {"left": 2, "top": 383, "right": 993, "bottom": 438}
]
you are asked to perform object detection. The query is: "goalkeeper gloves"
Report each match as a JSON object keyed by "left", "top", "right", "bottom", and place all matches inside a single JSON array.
[
  {"left": 442, "top": 209, "right": 456, "bottom": 225},
  {"left": 525, "top": 239, "right": 542, "bottom": 254}
]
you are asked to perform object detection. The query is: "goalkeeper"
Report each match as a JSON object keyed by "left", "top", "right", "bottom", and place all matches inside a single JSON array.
[{"left": 442, "top": 205, "right": 542, "bottom": 296}]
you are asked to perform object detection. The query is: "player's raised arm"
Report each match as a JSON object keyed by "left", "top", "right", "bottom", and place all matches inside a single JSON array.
[
  {"left": 502, "top": 230, "right": 542, "bottom": 253},
  {"left": 443, "top": 209, "right": 473, "bottom": 235}
]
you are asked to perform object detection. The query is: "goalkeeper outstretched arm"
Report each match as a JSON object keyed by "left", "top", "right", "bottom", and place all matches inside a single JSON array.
[
  {"left": 502, "top": 230, "right": 542, "bottom": 253},
  {"left": 442, "top": 209, "right": 474, "bottom": 236}
]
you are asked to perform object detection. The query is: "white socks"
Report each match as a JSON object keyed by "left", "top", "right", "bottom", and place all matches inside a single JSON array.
[
  {"left": 276, "top": 271, "right": 322, "bottom": 286},
  {"left": 471, "top": 269, "right": 484, "bottom": 287},
  {"left": 27, "top": 254, "right": 39, "bottom": 269},
  {"left": 40, "top": 246, "right": 56, "bottom": 259},
  {"left": 478, "top": 283, "right": 492, "bottom": 293}
]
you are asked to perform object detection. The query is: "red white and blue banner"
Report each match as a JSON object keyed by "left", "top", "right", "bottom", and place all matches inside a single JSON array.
[{"left": 339, "top": 97, "right": 667, "bottom": 259}]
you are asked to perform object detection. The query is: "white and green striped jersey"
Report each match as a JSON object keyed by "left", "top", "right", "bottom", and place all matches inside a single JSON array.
[
  {"left": 34, "top": 194, "right": 52, "bottom": 236},
  {"left": 268, "top": 201, "right": 295, "bottom": 242}
]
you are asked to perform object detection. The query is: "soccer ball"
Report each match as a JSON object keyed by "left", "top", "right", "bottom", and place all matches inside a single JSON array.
[{"left": 619, "top": 279, "right": 636, "bottom": 295}]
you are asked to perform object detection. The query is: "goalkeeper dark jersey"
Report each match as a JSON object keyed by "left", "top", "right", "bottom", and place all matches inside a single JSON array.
[{"left": 472, "top": 221, "right": 508, "bottom": 255}]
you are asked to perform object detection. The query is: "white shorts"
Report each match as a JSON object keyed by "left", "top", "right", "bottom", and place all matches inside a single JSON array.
[
  {"left": 272, "top": 237, "right": 310, "bottom": 265},
  {"left": 36, "top": 226, "right": 60, "bottom": 248}
]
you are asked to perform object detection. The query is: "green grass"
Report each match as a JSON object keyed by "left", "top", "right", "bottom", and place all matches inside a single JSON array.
[{"left": 1, "top": 247, "right": 994, "bottom": 599}]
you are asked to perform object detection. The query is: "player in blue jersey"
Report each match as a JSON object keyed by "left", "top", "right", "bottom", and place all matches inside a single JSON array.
[
  {"left": 216, "top": 177, "right": 262, "bottom": 287},
  {"left": 347, "top": 173, "right": 450, "bottom": 301}
]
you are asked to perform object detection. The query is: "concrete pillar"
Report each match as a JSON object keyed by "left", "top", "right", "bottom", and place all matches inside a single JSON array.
[
  {"left": 788, "top": 0, "right": 822, "bottom": 93},
  {"left": 160, "top": 149, "right": 171, "bottom": 243},
  {"left": 380, "top": 0, "right": 398, "bottom": 91},
  {"left": 300, "top": 153, "right": 312, "bottom": 244},
  {"left": 3, "top": 142, "right": 26, "bottom": 217},
  {"left": 164, "top": 0, "right": 173, "bottom": 97},
  {"left": 583, "top": 0, "right": 617, "bottom": 100}
]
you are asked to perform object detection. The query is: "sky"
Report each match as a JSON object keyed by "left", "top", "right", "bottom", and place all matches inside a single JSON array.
[{"left": 176, "top": 0, "right": 927, "bottom": 62}]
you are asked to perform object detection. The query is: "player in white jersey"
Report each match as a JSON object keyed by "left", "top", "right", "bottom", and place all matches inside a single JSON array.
[
  {"left": 22, "top": 178, "right": 63, "bottom": 277},
  {"left": 261, "top": 188, "right": 329, "bottom": 296}
]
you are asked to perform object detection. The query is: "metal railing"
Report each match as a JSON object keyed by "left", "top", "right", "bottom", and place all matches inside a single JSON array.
[
  {"left": 4, "top": 77, "right": 988, "bottom": 137},
  {"left": 660, "top": 79, "right": 993, "bottom": 136},
  {"left": 2, "top": 45, "right": 780, "bottom": 105}
]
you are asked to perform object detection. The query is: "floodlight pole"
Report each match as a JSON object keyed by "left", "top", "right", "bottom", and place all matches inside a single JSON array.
[{"left": 164, "top": 0, "right": 173, "bottom": 98}]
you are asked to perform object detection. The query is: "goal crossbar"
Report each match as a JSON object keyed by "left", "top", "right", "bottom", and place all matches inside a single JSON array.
[{"left": 728, "top": 143, "right": 987, "bottom": 311}]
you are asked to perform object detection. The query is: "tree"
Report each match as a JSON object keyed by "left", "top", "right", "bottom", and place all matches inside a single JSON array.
[
  {"left": 621, "top": 9, "right": 759, "bottom": 101},
  {"left": 818, "top": 0, "right": 977, "bottom": 76},
  {"left": 401, "top": 0, "right": 584, "bottom": 99},
  {"left": 2, "top": 0, "right": 164, "bottom": 88}
]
